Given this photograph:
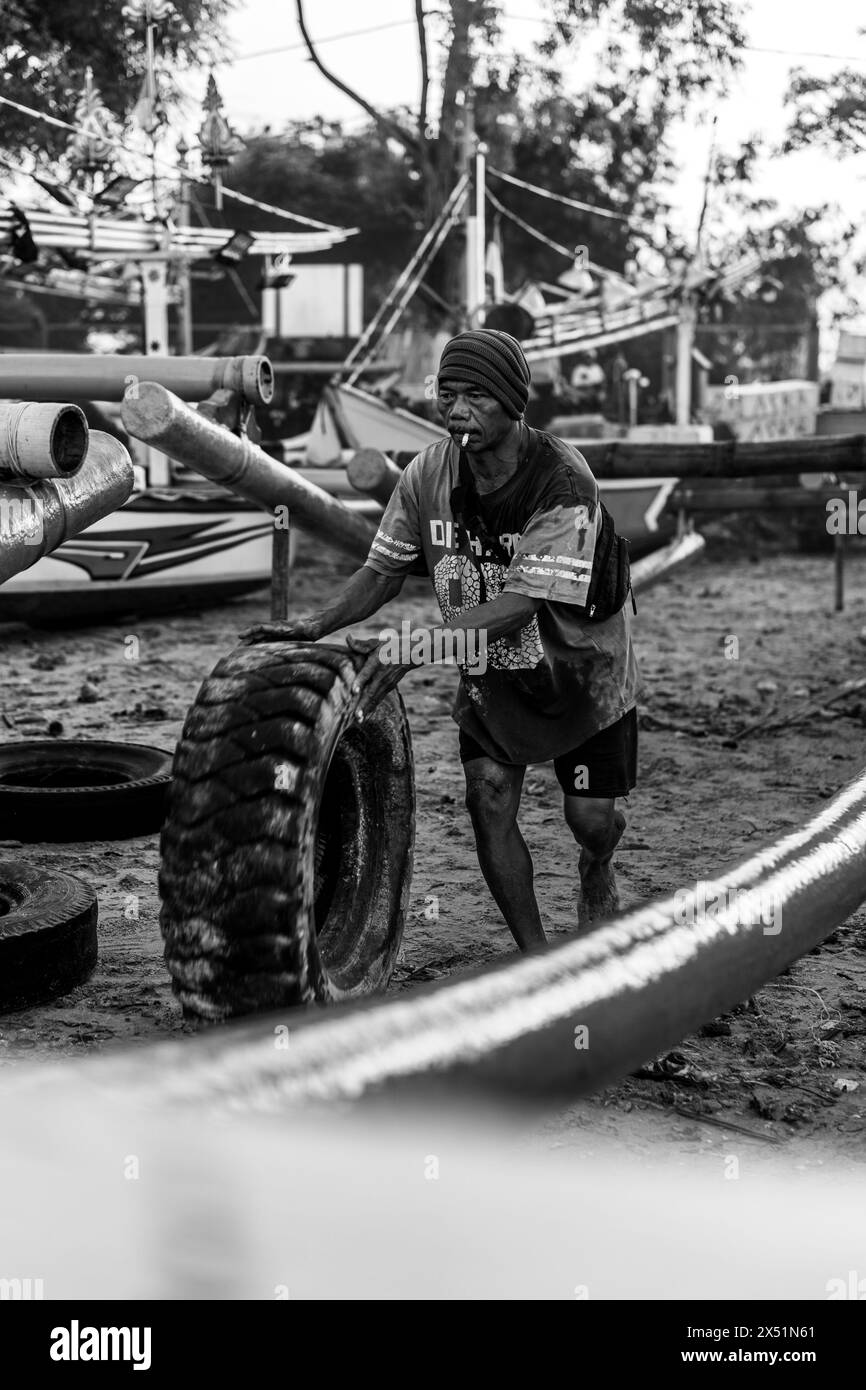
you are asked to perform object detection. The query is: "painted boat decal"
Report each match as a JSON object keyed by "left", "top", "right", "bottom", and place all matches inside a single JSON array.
[{"left": 50, "top": 517, "right": 273, "bottom": 583}]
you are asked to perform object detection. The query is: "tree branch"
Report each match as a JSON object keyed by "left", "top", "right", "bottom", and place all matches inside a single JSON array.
[
  {"left": 295, "top": 0, "right": 419, "bottom": 155},
  {"left": 415, "top": 0, "right": 430, "bottom": 142}
]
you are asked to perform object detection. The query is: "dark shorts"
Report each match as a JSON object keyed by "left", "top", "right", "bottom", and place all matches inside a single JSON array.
[{"left": 458, "top": 706, "right": 638, "bottom": 798}]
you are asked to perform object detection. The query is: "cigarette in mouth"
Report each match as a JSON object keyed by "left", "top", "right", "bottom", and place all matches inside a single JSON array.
[{"left": 461, "top": 432, "right": 469, "bottom": 448}]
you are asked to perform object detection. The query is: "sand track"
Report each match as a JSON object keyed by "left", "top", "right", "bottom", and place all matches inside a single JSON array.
[{"left": 1, "top": 539, "right": 864, "bottom": 1171}]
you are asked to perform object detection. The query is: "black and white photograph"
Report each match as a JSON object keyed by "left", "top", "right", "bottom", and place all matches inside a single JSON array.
[{"left": 0, "top": 0, "right": 865, "bottom": 1335}]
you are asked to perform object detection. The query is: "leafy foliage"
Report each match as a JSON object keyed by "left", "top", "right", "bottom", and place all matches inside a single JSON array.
[
  {"left": 282, "top": 0, "right": 749, "bottom": 302},
  {"left": 0, "top": 0, "right": 235, "bottom": 161},
  {"left": 783, "top": 66, "right": 866, "bottom": 157},
  {"left": 225, "top": 120, "right": 427, "bottom": 317}
]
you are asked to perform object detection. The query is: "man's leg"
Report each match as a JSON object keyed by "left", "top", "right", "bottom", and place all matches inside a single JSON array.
[
  {"left": 563, "top": 796, "right": 626, "bottom": 926},
  {"left": 557, "top": 709, "right": 637, "bottom": 927},
  {"left": 463, "top": 755, "right": 547, "bottom": 953}
]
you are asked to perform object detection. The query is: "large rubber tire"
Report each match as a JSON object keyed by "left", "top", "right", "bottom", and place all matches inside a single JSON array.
[
  {"left": 0, "top": 857, "right": 98, "bottom": 1011},
  {"left": 159, "top": 643, "right": 415, "bottom": 1019},
  {"left": 0, "top": 740, "right": 172, "bottom": 842}
]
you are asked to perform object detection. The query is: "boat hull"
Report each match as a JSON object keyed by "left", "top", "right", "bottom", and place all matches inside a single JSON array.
[
  {"left": 0, "top": 490, "right": 275, "bottom": 624},
  {"left": 308, "top": 384, "right": 677, "bottom": 551}
]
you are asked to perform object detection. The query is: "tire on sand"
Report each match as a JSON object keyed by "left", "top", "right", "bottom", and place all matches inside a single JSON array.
[
  {"left": 0, "top": 740, "right": 172, "bottom": 842},
  {"left": 0, "top": 857, "right": 98, "bottom": 1011},
  {"left": 159, "top": 642, "right": 415, "bottom": 1019}
]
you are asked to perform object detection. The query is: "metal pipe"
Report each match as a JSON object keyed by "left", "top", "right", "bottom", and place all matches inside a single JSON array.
[
  {"left": 21, "top": 762, "right": 866, "bottom": 1114},
  {"left": 0, "top": 353, "right": 274, "bottom": 406},
  {"left": 121, "top": 382, "right": 377, "bottom": 562},
  {"left": 0, "top": 431, "right": 134, "bottom": 585},
  {"left": 347, "top": 447, "right": 403, "bottom": 508},
  {"left": 0, "top": 403, "right": 88, "bottom": 480}
]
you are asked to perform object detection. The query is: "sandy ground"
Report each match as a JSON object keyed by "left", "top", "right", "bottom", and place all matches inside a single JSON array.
[{"left": 1, "top": 534, "right": 865, "bottom": 1181}]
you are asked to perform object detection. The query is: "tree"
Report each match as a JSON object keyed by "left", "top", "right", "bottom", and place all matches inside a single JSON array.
[
  {"left": 293, "top": 0, "right": 748, "bottom": 301},
  {"left": 0, "top": 0, "right": 236, "bottom": 162},
  {"left": 218, "top": 119, "right": 427, "bottom": 322},
  {"left": 296, "top": 0, "right": 746, "bottom": 219},
  {"left": 689, "top": 140, "right": 859, "bottom": 384},
  {"left": 296, "top": 0, "right": 501, "bottom": 233},
  {"left": 780, "top": 52, "right": 866, "bottom": 310},
  {"left": 783, "top": 65, "right": 866, "bottom": 158}
]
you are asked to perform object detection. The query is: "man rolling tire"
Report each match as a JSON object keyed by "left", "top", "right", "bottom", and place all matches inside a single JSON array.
[{"left": 244, "top": 330, "right": 640, "bottom": 951}]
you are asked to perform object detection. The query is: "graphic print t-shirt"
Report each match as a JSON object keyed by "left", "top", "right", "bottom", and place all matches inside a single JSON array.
[{"left": 364, "top": 429, "right": 640, "bottom": 764}]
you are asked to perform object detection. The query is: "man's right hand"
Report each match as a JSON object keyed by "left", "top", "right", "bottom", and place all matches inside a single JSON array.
[{"left": 239, "top": 615, "right": 324, "bottom": 645}]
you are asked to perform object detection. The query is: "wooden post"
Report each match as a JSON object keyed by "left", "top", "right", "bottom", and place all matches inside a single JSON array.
[
  {"left": 834, "top": 532, "right": 845, "bottom": 613},
  {"left": 675, "top": 301, "right": 696, "bottom": 426},
  {"left": 462, "top": 91, "right": 479, "bottom": 326},
  {"left": 270, "top": 515, "right": 291, "bottom": 621}
]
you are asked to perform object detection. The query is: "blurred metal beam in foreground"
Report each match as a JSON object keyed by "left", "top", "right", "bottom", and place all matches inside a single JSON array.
[
  {"left": 0, "top": 1083, "right": 862, "bottom": 1299},
  {"left": 122, "top": 382, "right": 376, "bottom": 562},
  {"left": 0, "top": 431, "right": 134, "bottom": 585},
  {"left": 15, "top": 764, "right": 865, "bottom": 1114}
]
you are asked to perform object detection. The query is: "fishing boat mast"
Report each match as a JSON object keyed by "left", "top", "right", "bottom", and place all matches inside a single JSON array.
[{"left": 460, "top": 90, "right": 487, "bottom": 328}]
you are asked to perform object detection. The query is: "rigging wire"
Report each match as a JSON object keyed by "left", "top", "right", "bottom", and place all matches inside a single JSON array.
[
  {"left": 487, "top": 166, "right": 640, "bottom": 227},
  {"left": 232, "top": 19, "right": 417, "bottom": 64},
  {"left": 484, "top": 186, "right": 628, "bottom": 284}
]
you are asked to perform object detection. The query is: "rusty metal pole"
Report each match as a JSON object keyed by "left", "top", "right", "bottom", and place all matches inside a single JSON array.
[
  {"left": 0, "top": 354, "right": 274, "bottom": 406},
  {"left": 121, "top": 382, "right": 376, "bottom": 562},
  {"left": 0, "top": 432, "right": 134, "bottom": 585}
]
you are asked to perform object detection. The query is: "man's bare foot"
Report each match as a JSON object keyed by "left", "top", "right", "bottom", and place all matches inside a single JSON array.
[{"left": 577, "top": 810, "right": 627, "bottom": 928}]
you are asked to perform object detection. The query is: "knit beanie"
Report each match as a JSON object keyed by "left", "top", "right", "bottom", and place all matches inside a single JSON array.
[{"left": 437, "top": 329, "right": 531, "bottom": 419}]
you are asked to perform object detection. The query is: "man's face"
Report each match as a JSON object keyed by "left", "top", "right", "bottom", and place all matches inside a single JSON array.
[{"left": 436, "top": 378, "right": 513, "bottom": 452}]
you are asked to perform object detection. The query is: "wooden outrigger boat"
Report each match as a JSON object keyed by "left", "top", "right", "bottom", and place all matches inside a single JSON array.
[
  {"left": 0, "top": 462, "right": 381, "bottom": 624},
  {"left": 301, "top": 381, "right": 680, "bottom": 556},
  {"left": 0, "top": 142, "right": 779, "bottom": 623},
  {"left": 0, "top": 487, "right": 275, "bottom": 623},
  {"left": 0, "top": 355, "right": 378, "bottom": 624},
  {"left": 0, "top": 378, "right": 678, "bottom": 624}
]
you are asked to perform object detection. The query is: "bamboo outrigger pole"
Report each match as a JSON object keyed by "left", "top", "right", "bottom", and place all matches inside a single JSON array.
[
  {"left": 0, "top": 432, "right": 134, "bottom": 585},
  {"left": 121, "top": 382, "right": 377, "bottom": 562},
  {"left": 0, "top": 403, "right": 88, "bottom": 479},
  {"left": 0, "top": 354, "right": 273, "bottom": 407}
]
